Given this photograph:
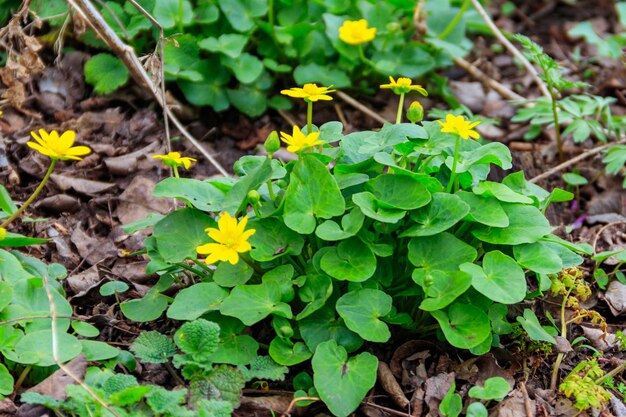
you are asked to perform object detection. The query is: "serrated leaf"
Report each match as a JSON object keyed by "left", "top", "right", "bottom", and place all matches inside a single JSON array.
[{"left": 84, "top": 54, "right": 129, "bottom": 95}]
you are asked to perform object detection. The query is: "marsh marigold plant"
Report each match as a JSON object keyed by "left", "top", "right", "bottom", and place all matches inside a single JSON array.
[
  {"left": 380, "top": 77, "right": 428, "bottom": 96},
  {"left": 196, "top": 212, "right": 255, "bottom": 265},
  {"left": 338, "top": 19, "right": 376, "bottom": 45},
  {"left": 280, "top": 83, "right": 335, "bottom": 102},
  {"left": 280, "top": 126, "right": 323, "bottom": 153},
  {"left": 152, "top": 152, "right": 197, "bottom": 169}
]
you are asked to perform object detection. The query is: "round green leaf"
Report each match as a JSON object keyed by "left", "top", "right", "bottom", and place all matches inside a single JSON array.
[
  {"left": 153, "top": 208, "right": 214, "bottom": 263},
  {"left": 14, "top": 330, "right": 82, "bottom": 367},
  {"left": 71, "top": 321, "right": 100, "bottom": 337},
  {"left": 312, "top": 340, "right": 378, "bottom": 417},
  {"left": 213, "top": 261, "right": 253, "bottom": 287},
  {"left": 466, "top": 402, "right": 488, "bottom": 417},
  {"left": 461, "top": 251, "right": 526, "bottom": 304},
  {"left": 468, "top": 376, "right": 512, "bottom": 401},
  {"left": 120, "top": 289, "right": 169, "bottom": 322},
  {"left": 0, "top": 364, "right": 13, "bottom": 396},
  {"left": 81, "top": 340, "right": 120, "bottom": 361},
  {"left": 431, "top": 303, "right": 491, "bottom": 349},
  {"left": 401, "top": 193, "right": 470, "bottom": 237},
  {"left": 352, "top": 192, "right": 406, "bottom": 223},
  {"left": 209, "top": 334, "right": 259, "bottom": 366},
  {"left": 408, "top": 232, "right": 477, "bottom": 273},
  {"left": 473, "top": 182, "right": 534, "bottom": 204},
  {"left": 269, "top": 337, "right": 312, "bottom": 366},
  {"left": 456, "top": 191, "right": 509, "bottom": 227},
  {"left": 513, "top": 242, "right": 563, "bottom": 274},
  {"left": 299, "top": 308, "right": 363, "bottom": 353},
  {"left": 472, "top": 204, "right": 552, "bottom": 245},
  {"left": 99, "top": 281, "right": 129, "bottom": 296},
  {"left": 315, "top": 209, "right": 364, "bottom": 241},
  {"left": 0, "top": 281, "right": 13, "bottom": 311},
  {"left": 249, "top": 217, "right": 305, "bottom": 262},
  {"left": 336, "top": 289, "right": 392, "bottom": 343},
  {"left": 296, "top": 275, "right": 333, "bottom": 320},
  {"left": 562, "top": 172, "right": 588, "bottom": 186},
  {"left": 416, "top": 271, "right": 472, "bottom": 311},
  {"left": 320, "top": 238, "right": 376, "bottom": 282},
  {"left": 365, "top": 174, "right": 431, "bottom": 210},
  {"left": 84, "top": 53, "right": 129, "bottom": 95},
  {"left": 167, "top": 283, "right": 228, "bottom": 321},
  {"left": 220, "top": 282, "right": 292, "bottom": 326},
  {"left": 153, "top": 178, "right": 225, "bottom": 212},
  {"left": 284, "top": 156, "right": 345, "bottom": 234}
]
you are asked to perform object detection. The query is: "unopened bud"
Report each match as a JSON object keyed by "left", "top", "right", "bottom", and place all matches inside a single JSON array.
[
  {"left": 264, "top": 131, "right": 280, "bottom": 155},
  {"left": 386, "top": 22, "right": 400, "bottom": 33},
  {"left": 247, "top": 190, "right": 261, "bottom": 205},
  {"left": 407, "top": 101, "right": 423, "bottom": 123}
]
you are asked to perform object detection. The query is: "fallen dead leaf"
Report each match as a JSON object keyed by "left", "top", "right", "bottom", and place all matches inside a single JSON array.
[
  {"left": 70, "top": 226, "right": 117, "bottom": 266},
  {"left": 35, "top": 194, "right": 81, "bottom": 213},
  {"left": 424, "top": 372, "right": 455, "bottom": 416},
  {"left": 581, "top": 326, "right": 617, "bottom": 351},
  {"left": 51, "top": 174, "right": 116, "bottom": 196},
  {"left": 378, "top": 361, "right": 410, "bottom": 409},
  {"left": 114, "top": 175, "right": 172, "bottom": 225},
  {"left": 494, "top": 388, "right": 534, "bottom": 417},
  {"left": 602, "top": 280, "right": 626, "bottom": 316},
  {"left": 66, "top": 265, "right": 103, "bottom": 298},
  {"left": 104, "top": 142, "right": 158, "bottom": 176}
]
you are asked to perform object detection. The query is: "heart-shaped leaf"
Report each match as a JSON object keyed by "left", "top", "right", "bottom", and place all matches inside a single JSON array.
[
  {"left": 473, "top": 182, "right": 534, "bottom": 204},
  {"left": 456, "top": 191, "right": 508, "bottom": 227},
  {"left": 153, "top": 208, "right": 214, "bottom": 263},
  {"left": 516, "top": 309, "right": 556, "bottom": 344},
  {"left": 167, "top": 283, "right": 228, "bottom": 320},
  {"left": 269, "top": 337, "right": 312, "bottom": 366},
  {"left": 336, "top": 289, "right": 392, "bottom": 342},
  {"left": 220, "top": 282, "right": 292, "bottom": 326},
  {"left": 365, "top": 174, "right": 431, "bottom": 210},
  {"left": 468, "top": 376, "right": 512, "bottom": 401},
  {"left": 472, "top": 204, "right": 552, "bottom": 245},
  {"left": 248, "top": 217, "right": 305, "bottom": 261},
  {"left": 416, "top": 270, "right": 472, "bottom": 311},
  {"left": 461, "top": 251, "right": 526, "bottom": 304},
  {"left": 315, "top": 209, "right": 364, "bottom": 241},
  {"left": 320, "top": 238, "right": 376, "bottom": 282},
  {"left": 297, "top": 275, "right": 333, "bottom": 320},
  {"left": 431, "top": 303, "right": 491, "bottom": 349},
  {"left": 312, "top": 340, "right": 378, "bottom": 417},
  {"left": 408, "top": 233, "right": 477, "bottom": 275},
  {"left": 401, "top": 193, "right": 470, "bottom": 237},
  {"left": 513, "top": 242, "right": 563, "bottom": 274},
  {"left": 299, "top": 308, "right": 363, "bottom": 353}
]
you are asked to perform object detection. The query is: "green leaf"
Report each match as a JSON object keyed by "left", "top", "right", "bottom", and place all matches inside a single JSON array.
[
  {"left": 472, "top": 204, "right": 552, "bottom": 245},
  {"left": 312, "top": 340, "right": 378, "bottom": 417},
  {"left": 514, "top": 242, "right": 563, "bottom": 274},
  {"left": 153, "top": 208, "right": 214, "bottom": 263},
  {"left": 408, "top": 232, "right": 477, "bottom": 275},
  {"left": 122, "top": 213, "right": 165, "bottom": 234},
  {"left": 0, "top": 185, "right": 17, "bottom": 215},
  {"left": 81, "top": 340, "right": 120, "bottom": 361},
  {"left": 84, "top": 54, "right": 129, "bottom": 95},
  {"left": 153, "top": 178, "right": 225, "bottom": 212},
  {"left": 320, "top": 237, "right": 376, "bottom": 282},
  {"left": 0, "top": 232, "right": 48, "bottom": 247},
  {"left": 516, "top": 309, "right": 556, "bottom": 344},
  {"left": 456, "top": 191, "right": 509, "bottom": 227},
  {"left": 248, "top": 217, "right": 305, "bottom": 261},
  {"left": 269, "top": 337, "right": 312, "bottom": 366},
  {"left": 0, "top": 363, "right": 13, "bottom": 396},
  {"left": 293, "top": 63, "right": 351, "bottom": 88},
  {"left": 439, "top": 385, "right": 462, "bottom": 417},
  {"left": 206, "top": 365, "right": 245, "bottom": 406},
  {"left": 241, "top": 356, "right": 288, "bottom": 381},
  {"left": 213, "top": 261, "right": 254, "bottom": 287},
  {"left": 99, "top": 281, "right": 129, "bottom": 296},
  {"left": 174, "top": 319, "right": 220, "bottom": 362},
  {"left": 468, "top": 377, "right": 512, "bottom": 401},
  {"left": 223, "top": 157, "right": 272, "bottom": 215},
  {"left": 461, "top": 251, "right": 527, "bottom": 304},
  {"left": 401, "top": 193, "right": 470, "bottom": 237},
  {"left": 120, "top": 288, "right": 169, "bottom": 322},
  {"left": 336, "top": 289, "right": 392, "bottom": 342},
  {"left": 473, "top": 181, "right": 534, "bottom": 204},
  {"left": 167, "top": 283, "right": 228, "bottom": 321},
  {"left": 209, "top": 334, "right": 259, "bottom": 366},
  {"left": 130, "top": 331, "right": 176, "bottom": 363},
  {"left": 455, "top": 142, "right": 513, "bottom": 171},
  {"left": 315, "top": 208, "right": 364, "bottom": 241},
  {"left": 14, "top": 330, "right": 82, "bottom": 367},
  {"left": 352, "top": 192, "right": 406, "bottom": 224},
  {"left": 371, "top": 43, "right": 435, "bottom": 78},
  {"left": 218, "top": 0, "right": 267, "bottom": 32},
  {"left": 71, "top": 321, "right": 100, "bottom": 337},
  {"left": 0, "top": 281, "right": 13, "bottom": 312},
  {"left": 220, "top": 282, "right": 292, "bottom": 326},
  {"left": 365, "top": 174, "right": 431, "bottom": 210},
  {"left": 227, "top": 86, "right": 268, "bottom": 117},
  {"left": 223, "top": 53, "right": 264, "bottom": 84},
  {"left": 199, "top": 34, "right": 248, "bottom": 58},
  {"left": 466, "top": 402, "right": 488, "bottom": 417},
  {"left": 299, "top": 308, "right": 363, "bottom": 353},
  {"left": 153, "top": 0, "right": 192, "bottom": 28},
  {"left": 284, "top": 156, "right": 345, "bottom": 234},
  {"left": 562, "top": 172, "right": 588, "bottom": 186},
  {"left": 416, "top": 270, "right": 472, "bottom": 311},
  {"left": 431, "top": 303, "right": 491, "bottom": 349},
  {"left": 296, "top": 274, "right": 333, "bottom": 320}
]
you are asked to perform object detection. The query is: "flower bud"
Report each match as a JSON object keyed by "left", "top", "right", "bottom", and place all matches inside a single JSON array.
[
  {"left": 0, "top": 227, "right": 5, "bottom": 240},
  {"left": 407, "top": 101, "right": 423, "bottom": 123},
  {"left": 386, "top": 22, "right": 400, "bottom": 33},
  {"left": 247, "top": 190, "right": 261, "bottom": 206},
  {"left": 264, "top": 131, "right": 280, "bottom": 155}
]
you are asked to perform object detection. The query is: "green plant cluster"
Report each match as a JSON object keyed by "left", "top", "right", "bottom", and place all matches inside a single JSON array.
[
  {"left": 124, "top": 102, "right": 595, "bottom": 415},
  {"left": 19, "top": 0, "right": 486, "bottom": 116},
  {"left": 560, "top": 358, "right": 611, "bottom": 411},
  {"left": 440, "top": 377, "right": 512, "bottom": 417}
]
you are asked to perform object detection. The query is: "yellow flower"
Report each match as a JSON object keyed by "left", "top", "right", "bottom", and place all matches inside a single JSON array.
[
  {"left": 380, "top": 77, "right": 428, "bottom": 96},
  {"left": 338, "top": 19, "right": 376, "bottom": 45},
  {"left": 152, "top": 152, "right": 197, "bottom": 169},
  {"left": 280, "top": 126, "right": 323, "bottom": 153},
  {"left": 0, "top": 227, "right": 5, "bottom": 240},
  {"left": 280, "top": 83, "right": 335, "bottom": 102},
  {"left": 438, "top": 114, "right": 480, "bottom": 140},
  {"left": 197, "top": 212, "right": 256, "bottom": 265},
  {"left": 27, "top": 129, "right": 91, "bottom": 161}
]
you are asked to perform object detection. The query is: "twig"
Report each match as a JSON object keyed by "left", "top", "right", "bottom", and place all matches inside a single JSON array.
[
  {"left": 363, "top": 401, "right": 413, "bottom": 417},
  {"left": 453, "top": 56, "right": 525, "bottom": 102},
  {"left": 66, "top": 0, "right": 229, "bottom": 177},
  {"left": 276, "top": 109, "right": 299, "bottom": 127},
  {"left": 0, "top": 0, "right": 31, "bottom": 39},
  {"left": 529, "top": 138, "right": 626, "bottom": 183},
  {"left": 470, "top": 0, "right": 551, "bottom": 100},
  {"left": 0, "top": 314, "right": 74, "bottom": 327},
  {"left": 595, "top": 360, "right": 626, "bottom": 385},
  {"left": 519, "top": 382, "right": 534, "bottom": 417},
  {"left": 41, "top": 273, "right": 120, "bottom": 416},
  {"left": 279, "top": 396, "right": 320, "bottom": 417},
  {"left": 592, "top": 221, "right": 626, "bottom": 254},
  {"left": 336, "top": 91, "right": 390, "bottom": 125}
]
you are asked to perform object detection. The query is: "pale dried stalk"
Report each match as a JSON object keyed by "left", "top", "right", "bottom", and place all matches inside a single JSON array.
[
  {"left": 41, "top": 273, "right": 120, "bottom": 416},
  {"left": 453, "top": 56, "right": 525, "bottom": 102},
  {"left": 336, "top": 91, "right": 389, "bottom": 124},
  {"left": 470, "top": 0, "right": 551, "bottom": 100},
  {"left": 66, "top": 0, "right": 229, "bottom": 176}
]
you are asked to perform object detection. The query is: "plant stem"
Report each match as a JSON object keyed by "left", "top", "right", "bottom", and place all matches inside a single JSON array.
[
  {"left": 267, "top": 180, "right": 276, "bottom": 201},
  {"left": 595, "top": 360, "right": 626, "bottom": 385},
  {"left": 306, "top": 100, "right": 313, "bottom": 134},
  {"left": 357, "top": 44, "right": 377, "bottom": 70},
  {"left": 177, "top": 0, "right": 183, "bottom": 33},
  {"left": 438, "top": 0, "right": 471, "bottom": 40},
  {"left": 240, "top": 253, "right": 264, "bottom": 275},
  {"left": 550, "top": 90, "right": 564, "bottom": 163},
  {"left": 395, "top": 93, "right": 405, "bottom": 124},
  {"left": 446, "top": 136, "right": 461, "bottom": 193},
  {"left": 0, "top": 159, "right": 56, "bottom": 229},
  {"left": 172, "top": 166, "right": 180, "bottom": 178},
  {"left": 550, "top": 287, "right": 573, "bottom": 391}
]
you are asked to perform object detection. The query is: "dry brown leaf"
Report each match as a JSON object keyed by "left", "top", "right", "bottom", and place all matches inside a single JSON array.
[
  {"left": 70, "top": 226, "right": 117, "bottom": 266},
  {"left": 602, "top": 280, "right": 626, "bottom": 316},
  {"left": 378, "top": 362, "right": 410, "bottom": 409},
  {"left": 51, "top": 174, "right": 116, "bottom": 196},
  {"left": 115, "top": 175, "right": 172, "bottom": 224}
]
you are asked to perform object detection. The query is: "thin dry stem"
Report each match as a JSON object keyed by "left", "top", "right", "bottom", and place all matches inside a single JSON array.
[
  {"left": 336, "top": 91, "right": 389, "bottom": 125},
  {"left": 470, "top": 0, "right": 551, "bottom": 100},
  {"left": 453, "top": 56, "right": 525, "bottom": 102},
  {"left": 280, "top": 396, "right": 320, "bottom": 417}
]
